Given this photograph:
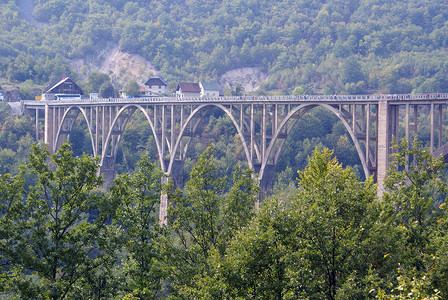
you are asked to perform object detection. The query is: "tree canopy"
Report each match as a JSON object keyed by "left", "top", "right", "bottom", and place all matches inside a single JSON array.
[{"left": 1, "top": 0, "right": 448, "bottom": 96}]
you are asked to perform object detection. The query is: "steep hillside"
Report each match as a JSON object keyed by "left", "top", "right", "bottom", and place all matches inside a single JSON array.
[{"left": 1, "top": 0, "right": 448, "bottom": 96}]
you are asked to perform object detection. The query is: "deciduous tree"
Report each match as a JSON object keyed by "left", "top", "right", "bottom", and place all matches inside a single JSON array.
[{"left": 0, "top": 142, "right": 120, "bottom": 299}]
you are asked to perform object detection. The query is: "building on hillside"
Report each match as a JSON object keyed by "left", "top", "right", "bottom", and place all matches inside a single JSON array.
[
  {"left": 199, "top": 82, "right": 223, "bottom": 97},
  {"left": 41, "top": 77, "right": 84, "bottom": 100},
  {"left": 144, "top": 77, "right": 168, "bottom": 96},
  {"left": 176, "top": 82, "right": 201, "bottom": 98}
]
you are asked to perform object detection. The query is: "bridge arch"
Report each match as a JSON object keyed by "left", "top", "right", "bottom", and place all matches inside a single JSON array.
[
  {"left": 168, "top": 103, "right": 253, "bottom": 174},
  {"left": 261, "top": 103, "right": 369, "bottom": 182},
  {"left": 99, "top": 104, "right": 164, "bottom": 171},
  {"left": 55, "top": 106, "right": 96, "bottom": 155}
]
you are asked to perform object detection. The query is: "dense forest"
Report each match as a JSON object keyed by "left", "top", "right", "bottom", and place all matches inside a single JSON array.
[
  {"left": 1, "top": 0, "right": 448, "bottom": 298},
  {"left": 1, "top": 136, "right": 448, "bottom": 299},
  {"left": 1, "top": 0, "right": 448, "bottom": 96}
]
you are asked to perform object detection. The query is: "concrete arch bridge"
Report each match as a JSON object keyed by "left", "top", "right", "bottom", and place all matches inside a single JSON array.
[{"left": 22, "top": 93, "right": 448, "bottom": 221}]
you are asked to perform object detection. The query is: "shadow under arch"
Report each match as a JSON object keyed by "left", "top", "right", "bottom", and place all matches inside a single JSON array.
[
  {"left": 54, "top": 106, "right": 96, "bottom": 155},
  {"left": 262, "top": 103, "right": 370, "bottom": 182},
  {"left": 99, "top": 104, "right": 164, "bottom": 172},
  {"left": 167, "top": 103, "right": 253, "bottom": 175}
]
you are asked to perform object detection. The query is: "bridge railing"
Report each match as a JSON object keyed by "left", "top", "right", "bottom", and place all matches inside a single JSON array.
[{"left": 22, "top": 93, "right": 448, "bottom": 105}]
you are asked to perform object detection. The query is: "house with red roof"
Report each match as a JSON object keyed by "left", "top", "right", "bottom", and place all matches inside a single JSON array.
[{"left": 176, "top": 83, "right": 201, "bottom": 98}]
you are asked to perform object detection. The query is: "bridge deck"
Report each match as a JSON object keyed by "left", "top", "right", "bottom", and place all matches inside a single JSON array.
[{"left": 21, "top": 93, "right": 448, "bottom": 108}]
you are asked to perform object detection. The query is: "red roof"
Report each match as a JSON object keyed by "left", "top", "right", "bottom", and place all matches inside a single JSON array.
[{"left": 177, "top": 82, "right": 201, "bottom": 93}]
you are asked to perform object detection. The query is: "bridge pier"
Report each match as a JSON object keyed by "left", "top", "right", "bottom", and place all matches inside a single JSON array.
[
  {"left": 166, "top": 159, "right": 185, "bottom": 189},
  {"left": 254, "top": 163, "right": 276, "bottom": 195},
  {"left": 376, "top": 101, "right": 399, "bottom": 197},
  {"left": 44, "top": 104, "right": 55, "bottom": 153},
  {"left": 100, "top": 156, "right": 116, "bottom": 187}
]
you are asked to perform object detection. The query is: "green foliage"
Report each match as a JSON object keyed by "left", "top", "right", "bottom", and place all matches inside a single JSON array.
[
  {"left": 110, "top": 154, "right": 166, "bottom": 298},
  {"left": 382, "top": 138, "right": 448, "bottom": 296},
  {"left": 2, "top": 0, "right": 448, "bottom": 94},
  {"left": 0, "top": 132, "right": 447, "bottom": 298},
  {"left": 124, "top": 79, "right": 141, "bottom": 97},
  {"left": 0, "top": 142, "right": 120, "bottom": 299},
  {"left": 162, "top": 145, "right": 259, "bottom": 297},
  {"left": 195, "top": 148, "right": 384, "bottom": 299},
  {"left": 99, "top": 81, "right": 115, "bottom": 98},
  {"left": 295, "top": 148, "right": 381, "bottom": 299},
  {"left": 84, "top": 72, "right": 111, "bottom": 94},
  {"left": 377, "top": 268, "right": 441, "bottom": 300}
]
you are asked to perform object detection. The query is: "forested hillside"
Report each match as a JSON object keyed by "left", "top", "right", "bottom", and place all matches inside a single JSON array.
[{"left": 1, "top": 0, "right": 448, "bottom": 96}]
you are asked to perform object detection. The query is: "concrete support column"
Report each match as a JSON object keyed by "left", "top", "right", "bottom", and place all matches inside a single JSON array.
[
  {"left": 259, "top": 164, "right": 276, "bottom": 195},
  {"left": 44, "top": 104, "right": 55, "bottom": 153},
  {"left": 169, "top": 159, "right": 184, "bottom": 190},
  {"left": 159, "top": 177, "right": 169, "bottom": 226},
  {"left": 376, "top": 100, "right": 390, "bottom": 198},
  {"left": 430, "top": 103, "right": 434, "bottom": 154}
]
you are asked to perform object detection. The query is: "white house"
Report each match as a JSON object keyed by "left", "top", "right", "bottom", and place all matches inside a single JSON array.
[
  {"left": 199, "top": 82, "right": 222, "bottom": 97},
  {"left": 144, "top": 77, "right": 168, "bottom": 96},
  {"left": 176, "top": 83, "right": 201, "bottom": 98}
]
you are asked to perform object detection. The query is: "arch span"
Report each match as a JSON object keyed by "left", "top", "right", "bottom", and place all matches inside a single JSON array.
[
  {"left": 55, "top": 106, "right": 96, "bottom": 155},
  {"left": 168, "top": 103, "right": 254, "bottom": 174},
  {"left": 99, "top": 104, "right": 164, "bottom": 171},
  {"left": 261, "top": 103, "right": 370, "bottom": 182}
]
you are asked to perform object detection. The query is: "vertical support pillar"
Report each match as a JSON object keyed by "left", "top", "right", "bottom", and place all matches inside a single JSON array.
[
  {"left": 161, "top": 105, "right": 166, "bottom": 171},
  {"left": 376, "top": 100, "right": 390, "bottom": 198},
  {"left": 170, "top": 105, "right": 175, "bottom": 155},
  {"left": 95, "top": 106, "right": 99, "bottom": 156},
  {"left": 405, "top": 104, "right": 410, "bottom": 171},
  {"left": 250, "top": 104, "right": 254, "bottom": 163},
  {"left": 405, "top": 104, "right": 410, "bottom": 142},
  {"left": 35, "top": 109, "right": 39, "bottom": 141},
  {"left": 101, "top": 105, "right": 106, "bottom": 156},
  {"left": 262, "top": 104, "right": 266, "bottom": 160},
  {"left": 180, "top": 104, "right": 184, "bottom": 160},
  {"left": 159, "top": 176, "right": 169, "bottom": 226},
  {"left": 366, "top": 104, "right": 371, "bottom": 169},
  {"left": 438, "top": 105, "right": 443, "bottom": 148},
  {"left": 44, "top": 104, "right": 55, "bottom": 153},
  {"left": 430, "top": 103, "right": 434, "bottom": 154}
]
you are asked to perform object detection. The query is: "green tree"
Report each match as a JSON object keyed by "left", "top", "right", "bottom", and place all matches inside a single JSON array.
[
  {"left": 109, "top": 155, "right": 166, "bottom": 299},
  {"left": 294, "top": 148, "right": 382, "bottom": 299},
  {"left": 382, "top": 138, "right": 448, "bottom": 294},
  {"left": 0, "top": 142, "right": 120, "bottom": 299},
  {"left": 99, "top": 81, "right": 115, "bottom": 98},
  {"left": 196, "top": 148, "right": 385, "bottom": 299},
  {"left": 340, "top": 56, "right": 364, "bottom": 85},
  {"left": 85, "top": 72, "right": 111, "bottom": 94},
  {"left": 162, "top": 145, "right": 259, "bottom": 298},
  {"left": 124, "top": 79, "right": 141, "bottom": 97},
  {"left": 377, "top": 268, "right": 441, "bottom": 300}
]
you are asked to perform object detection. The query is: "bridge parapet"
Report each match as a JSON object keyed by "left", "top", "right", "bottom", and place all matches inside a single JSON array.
[{"left": 21, "top": 92, "right": 448, "bottom": 106}]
